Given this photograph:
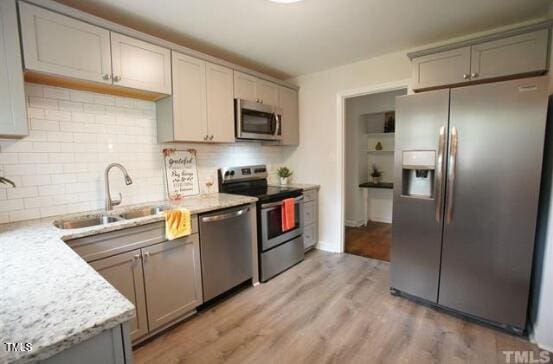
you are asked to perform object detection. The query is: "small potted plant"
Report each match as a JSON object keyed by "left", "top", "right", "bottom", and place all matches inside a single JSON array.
[
  {"left": 371, "top": 165, "right": 382, "bottom": 184},
  {"left": 277, "top": 166, "right": 293, "bottom": 185}
]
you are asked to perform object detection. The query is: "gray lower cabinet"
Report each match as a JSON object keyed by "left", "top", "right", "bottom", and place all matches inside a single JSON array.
[
  {"left": 68, "top": 221, "right": 202, "bottom": 344},
  {"left": 90, "top": 250, "right": 149, "bottom": 342},
  {"left": 303, "top": 189, "right": 319, "bottom": 251},
  {"left": 42, "top": 324, "right": 131, "bottom": 364},
  {"left": 0, "top": 0, "right": 28, "bottom": 138},
  {"left": 142, "top": 235, "right": 203, "bottom": 332}
]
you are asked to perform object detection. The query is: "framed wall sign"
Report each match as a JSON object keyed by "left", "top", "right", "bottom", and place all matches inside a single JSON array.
[{"left": 163, "top": 148, "right": 199, "bottom": 200}]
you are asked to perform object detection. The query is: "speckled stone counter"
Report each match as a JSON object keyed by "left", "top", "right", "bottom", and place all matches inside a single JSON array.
[
  {"left": 269, "top": 183, "right": 320, "bottom": 191},
  {"left": 0, "top": 193, "right": 257, "bottom": 364}
]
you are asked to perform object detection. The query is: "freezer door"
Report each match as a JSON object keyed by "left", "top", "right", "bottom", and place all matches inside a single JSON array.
[
  {"left": 439, "top": 76, "right": 548, "bottom": 330},
  {"left": 391, "top": 89, "right": 449, "bottom": 302}
]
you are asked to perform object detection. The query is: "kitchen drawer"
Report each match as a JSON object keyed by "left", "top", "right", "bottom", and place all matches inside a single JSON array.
[
  {"left": 303, "top": 189, "right": 318, "bottom": 202},
  {"left": 67, "top": 217, "right": 198, "bottom": 262},
  {"left": 303, "top": 201, "right": 316, "bottom": 226},
  {"left": 303, "top": 223, "right": 317, "bottom": 250}
]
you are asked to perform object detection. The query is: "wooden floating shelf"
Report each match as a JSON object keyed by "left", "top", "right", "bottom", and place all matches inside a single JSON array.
[
  {"left": 366, "top": 132, "right": 395, "bottom": 137},
  {"left": 364, "top": 150, "right": 394, "bottom": 154}
]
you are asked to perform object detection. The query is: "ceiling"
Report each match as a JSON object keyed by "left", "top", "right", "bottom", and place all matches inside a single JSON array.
[{"left": 55, "top": 0, "right": 551, "bottom": 79}]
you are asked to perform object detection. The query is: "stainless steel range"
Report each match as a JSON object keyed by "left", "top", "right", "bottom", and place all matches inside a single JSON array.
[{"left": 218, "top": 165, "right": 304, "bottom": 282}]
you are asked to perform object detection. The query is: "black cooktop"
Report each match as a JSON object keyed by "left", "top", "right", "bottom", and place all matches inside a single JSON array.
[{"left": 221, "top": 183, "right": 302, "bottom": 203}]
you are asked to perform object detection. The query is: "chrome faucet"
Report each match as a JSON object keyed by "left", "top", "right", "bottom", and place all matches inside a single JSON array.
[
  {"left": 0, "top": 176, "right": 16, "bottom": 187},
  {"left": 105, "top": 163, "right": 133, "bottom": 211}
]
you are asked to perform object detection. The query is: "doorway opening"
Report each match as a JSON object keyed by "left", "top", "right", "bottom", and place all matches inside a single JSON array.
[{"left": 342, "top": 88, "right": 407, "bottom": 261}]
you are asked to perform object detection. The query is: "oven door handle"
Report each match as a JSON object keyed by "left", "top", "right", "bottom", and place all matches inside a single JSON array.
[{"left": 261, "top": 195, "right": 303, "bottom": 209}]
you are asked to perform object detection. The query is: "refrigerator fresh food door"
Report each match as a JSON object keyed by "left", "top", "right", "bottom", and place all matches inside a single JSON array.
[
  {"left": 391, "top": 89, "right": 450, "bottom": 302},
  {"left": 438, "top": 76, "right": 548, "bottom": 330}
]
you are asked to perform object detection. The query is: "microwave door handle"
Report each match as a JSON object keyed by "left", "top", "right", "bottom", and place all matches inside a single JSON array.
[{"left": 274, "top": 113, "right": 281, "bottom": 136}]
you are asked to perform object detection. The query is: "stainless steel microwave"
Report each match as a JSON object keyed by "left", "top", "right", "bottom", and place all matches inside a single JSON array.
[{"left": 235, "top": 98, "right": 281, "bottom": 141}]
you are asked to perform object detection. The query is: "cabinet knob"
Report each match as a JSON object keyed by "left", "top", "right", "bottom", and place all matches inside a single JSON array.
[
  {"left": 143, "top": 251, "right": 150, "bottom": 258},
  {"left": 209, "top": 135, "right": 214, "bottom": 141},
  {"left": 471, "top": 72, "right": 479, "bottom": 78},
  {"left": 463, "top": 74, "right": 470, "bottom": 80},
  {"left": 203, "top": 135, "right": 208, "bottom": 141},
  {"left": 259, "top": 99, "right": 264, "bottom": 104},
  {"left": 102, "top": 74, "right": 111, "bottom": 81},
  {"left": 113, "top": 75, "right": 121, "bottom": 82}
]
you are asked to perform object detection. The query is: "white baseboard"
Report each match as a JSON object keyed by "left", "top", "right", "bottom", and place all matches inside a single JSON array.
[
  {"left": 345, "top": 219, "right": 365, "bottom": 227},
  {"left": 316, "top": 240, "right": 341, "bottom": 253},
  {"left": 369, "top": 216, "right": 392, "bottom": 224}
]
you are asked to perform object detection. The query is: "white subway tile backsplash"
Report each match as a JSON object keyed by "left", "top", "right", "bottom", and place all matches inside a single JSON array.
[
  {"left": 43, "top": 86, "right": 70, "bottom": 100},
  {"left": 31, "top": 118, "right": 59, "bottom": 131},
  {"left": 6, "top": 187, "right": 37, "bottom": 200},
  {"left": 22, "top": 175, "right": 52, "bottom": 186},
  {"left": 29, "top": 97, "right": 58, "bottom": 109},
  {"left": 0, "top": 83, "right": 288, "bottom": 223}
]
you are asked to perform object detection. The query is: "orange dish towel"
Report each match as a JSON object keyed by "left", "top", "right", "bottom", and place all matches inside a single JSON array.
[
  {"left": 281, "top": 198, "right": 296, "bottom": 232},
  {"left": 164, "top": 208, "right": 191, "bottom": 240}
]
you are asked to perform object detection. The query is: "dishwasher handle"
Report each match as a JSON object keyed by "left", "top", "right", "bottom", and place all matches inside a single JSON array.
[{"left": 201, "top": 207, "right": 250, "bottom": 223}]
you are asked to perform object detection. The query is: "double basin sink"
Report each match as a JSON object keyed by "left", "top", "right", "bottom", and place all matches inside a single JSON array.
[{"left": 53, "top": 206, "right": 168, "bottom": 229}]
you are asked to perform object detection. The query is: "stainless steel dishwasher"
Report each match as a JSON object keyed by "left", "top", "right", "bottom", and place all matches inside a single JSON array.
[{"left": 199, "top": 204, "right": 253, "bottom": 301}]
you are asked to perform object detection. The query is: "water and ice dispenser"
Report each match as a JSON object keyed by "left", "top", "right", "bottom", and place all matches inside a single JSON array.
[{"left": 401, "top": 150, "right": 436, "bottom": 198}]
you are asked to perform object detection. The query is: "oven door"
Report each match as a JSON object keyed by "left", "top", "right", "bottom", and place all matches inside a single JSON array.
[
  {"left": 260, "top": 196, "right": 303, "bottom": 251},
  {"left": 236, "top": 99, "right": 281, "bottom": 141}
]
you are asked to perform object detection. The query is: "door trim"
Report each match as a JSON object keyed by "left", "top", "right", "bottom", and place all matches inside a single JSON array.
[{"left": 337, "top": 79, "right": 410, "bottom": 253}]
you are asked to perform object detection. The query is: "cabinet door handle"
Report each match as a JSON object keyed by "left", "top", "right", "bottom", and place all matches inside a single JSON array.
[
  {"left": 102, "top": 74, "right": 111, "bottom": 81},
  {"left": 113, "top": 75, "right": 121, "bottom": 82},
  {"left": 143, "top": 251, "right": 150, "bottom": 259},
  {"left": 471, "top": 72, "right": 479, "bottom": 78},
  {"left": 463, "top": 74, "right": 470, "bottom": 80},
  {"left": 209, "top": 134, "right": 214, "bottom": 141},
  {"left": 203, "top": 135, "right": 208, "bottom": 141}
]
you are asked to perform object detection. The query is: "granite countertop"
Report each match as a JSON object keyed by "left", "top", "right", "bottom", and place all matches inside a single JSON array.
[
  {"left": 0, "top": 193, "right": 257, "bottom": 364},
  {"left": 269, "top": 183, "right": 320, "bottom": 191}
]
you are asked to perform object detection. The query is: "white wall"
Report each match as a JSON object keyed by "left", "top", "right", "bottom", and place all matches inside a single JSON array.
[
  {"left": 286, "top": 18, "right": 553, "bottom": 349},
  {"left": 0, "top": 83, "right": 288, "bottom": 222},
  {"left": 286, "top": 51, "right": 411, "bottom": 251},
  {"left": 531, "top": 4, "right": 553, "bottom": 350},
  {"left": 344, "top": 89, "right": 405, "bottom": 226}
]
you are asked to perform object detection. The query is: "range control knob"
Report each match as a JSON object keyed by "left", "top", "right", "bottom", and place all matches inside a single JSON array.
[
  {"left": 224, "top": 171, "right": 230, "bottom": 177},
  {"left": 230, "top": 170, "right": 235, "bottom": 176}
]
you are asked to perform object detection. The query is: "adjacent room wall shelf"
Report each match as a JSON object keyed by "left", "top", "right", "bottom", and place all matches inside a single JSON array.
[
  {"left": 364, "top": 150, "right": 394, "bottom": 154},
  {"left": 366, "top": 132, "right": 395, "bottom": 137},
  {"left": 359, "top": 182, "right": 394, "bottom": 189}
]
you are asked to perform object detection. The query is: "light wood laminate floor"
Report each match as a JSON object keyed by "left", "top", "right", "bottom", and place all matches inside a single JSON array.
[{"left": 134, "top": 250, "right": 542, "bottom": 364}]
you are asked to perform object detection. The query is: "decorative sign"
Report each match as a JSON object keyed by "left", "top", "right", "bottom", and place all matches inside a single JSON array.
[{"left": 163, "top": 148, "right": 199, "bottom": 200}]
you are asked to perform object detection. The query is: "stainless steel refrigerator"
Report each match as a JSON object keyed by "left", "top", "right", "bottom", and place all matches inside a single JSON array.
[{"left": 390, "top": 76, "right": 549, "bottom": 334}]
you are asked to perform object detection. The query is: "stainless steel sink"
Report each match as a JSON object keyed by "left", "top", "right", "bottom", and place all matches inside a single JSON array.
[
  {"left": 118, "top": 206, "right": 168, "bottom": 220},
  {"left": 53, "top": 215, "right": 123, "bottom": 229}
]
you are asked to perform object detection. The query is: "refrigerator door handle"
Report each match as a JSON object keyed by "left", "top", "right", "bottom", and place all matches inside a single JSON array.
[
  {"left": 435, "top": 126, "right": 446, "bottom": 223},
  {"left": 446, "top": 126, "right": 458, "bottom": 224}
]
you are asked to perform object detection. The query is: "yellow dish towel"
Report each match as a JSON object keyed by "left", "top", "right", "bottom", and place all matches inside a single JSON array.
[{"left": 164, "top": 208, "right": 191, "bottom": 240}]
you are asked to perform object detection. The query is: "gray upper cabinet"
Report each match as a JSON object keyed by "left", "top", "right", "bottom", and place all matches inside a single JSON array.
[
  {"left": 278, "top": 86, "right": 299, "bottom": 146},
  {"left": 411, "top": 27, "right": 550, "bottom": 91},
  {"left": 19, "top": 1, "right": 112, "bottom": 84},
  {"left": 142, "top": 235, "right": 203, "bottom": 332},
  {"left": 470, "top": 29, "right": 548, "bottom": 82},
  {"left": 90, "top": 250, "right": 149, "bottom": 342},
  {"left": 19, "top": 2, "right": 171, "bottom": 94},
  {"left": 234, "top": 71, "right": 279, "bottom": 106},
  {"left": 157, "top": 51, "right": 234, "bottom": 143},
  {"left": 412, "top": 47, "right": 471, "bottom": 90},
  {"left": 0, "top": 0, "right": 27, "bottom": 138},
  {"left": 110, "top": 32, "right": 172, "bottom": 94}
]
